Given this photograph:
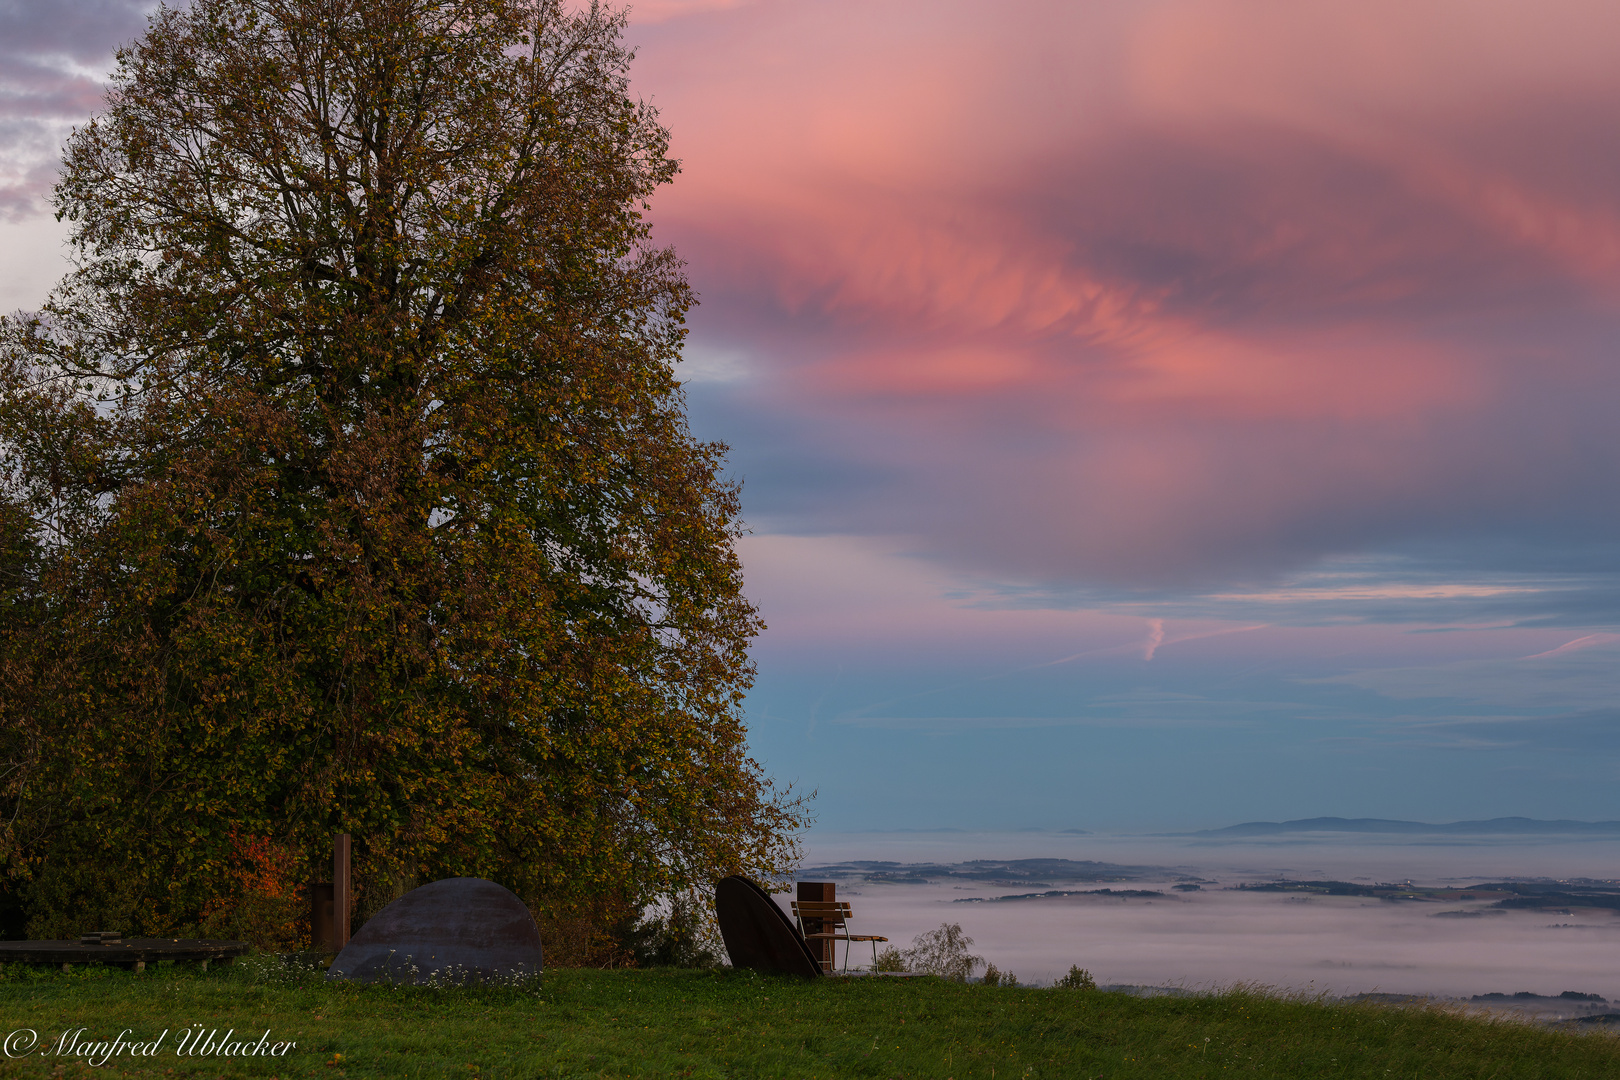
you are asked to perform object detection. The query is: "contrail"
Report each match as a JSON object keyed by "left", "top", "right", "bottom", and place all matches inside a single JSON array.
[
  {"left": 1143, "top": 619, "right": 1165, "bottom": 661},
  {"left": 1520, "top": 633, "right": 1620, "bottom": 661}
]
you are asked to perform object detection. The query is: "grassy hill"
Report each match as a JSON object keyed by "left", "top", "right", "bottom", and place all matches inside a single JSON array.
[{"left": 2, "top": 959, "right": 1617, "bottom": 1077}]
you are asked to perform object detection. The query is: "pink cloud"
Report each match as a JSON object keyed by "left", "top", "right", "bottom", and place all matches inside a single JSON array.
[
  {"left": 631, "top": 0, "right": 1620, "bottom": 587},
  {"left": 626, "top": 0, "right": 757, "bottom": 24},
  {"left": 5, "top": 0, "right": 1616, "bottom": 589},
  {"left": 0, "top": 0, "right": 147, "bottom": 220},
  {"left": 1520, "top": 633, "right": 1620, "bottom": 661}
]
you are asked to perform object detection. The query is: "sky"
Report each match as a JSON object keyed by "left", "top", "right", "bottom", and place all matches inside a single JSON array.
[{"left": 7, "top": 0, "right": 1620, "bottom": 833}]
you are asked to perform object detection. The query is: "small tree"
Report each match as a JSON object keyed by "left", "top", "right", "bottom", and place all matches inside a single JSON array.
[
  {"left": 0, "top": 0, "right": 805, "bottom": 944},
  {"left": 1054, "top": 965, "right": 1098, "bottom": 990},
  {"left": 981, "top": 962, "right": 1018, "bottom": 987},
  {"left": 870, "top": 945, "right": 907, "bottom": 972},
  {"left": 903, "top": 922, "right": 983, "bottom": 982}
]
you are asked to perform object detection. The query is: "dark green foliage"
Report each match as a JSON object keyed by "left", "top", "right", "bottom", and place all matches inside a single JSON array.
[
  {"left": 617, "top": 894, "right": 725, "bottom": 970},
  {"left": 900, "top": 921, "right": 981, "bottom": 982},
  {"left": 980, "top": 962, "right": 1018, "bottom": 987},
  {"left": 1055, "top": 963, "right": 1098, "bottom": 990}
]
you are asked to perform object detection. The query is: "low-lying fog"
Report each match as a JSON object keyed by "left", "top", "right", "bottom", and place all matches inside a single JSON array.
[{"left": 786, "top": 832, "right": 1620, "bottom": 1002}]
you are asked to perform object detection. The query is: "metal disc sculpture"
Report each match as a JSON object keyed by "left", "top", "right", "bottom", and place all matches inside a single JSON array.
[
  {"left": 328, "top": 877, "right": 543, "bottom": 985},
  {"left": 714, "top": 875, "right": 823, "bottom": 978}
]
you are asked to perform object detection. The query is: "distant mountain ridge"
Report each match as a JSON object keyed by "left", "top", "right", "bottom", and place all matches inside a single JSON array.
[
  {"left": 1195, "top": 816, "right": 1620, "bottom": 837},
  {"left": 797, "top": 857, "right": 1162, "bottom": 884}
]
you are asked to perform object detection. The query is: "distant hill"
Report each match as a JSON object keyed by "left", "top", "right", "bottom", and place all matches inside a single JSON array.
[
  {"left": 1195, "top": 816, "right": 1620, "bottom": 837},
  {"left": 797, "top": 857, "right": 1166, "bottom": 885}
]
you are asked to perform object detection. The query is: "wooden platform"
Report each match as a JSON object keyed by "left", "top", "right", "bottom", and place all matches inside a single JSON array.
[{"left": 0, "top": 939, "right": 248, "bottom": 970}]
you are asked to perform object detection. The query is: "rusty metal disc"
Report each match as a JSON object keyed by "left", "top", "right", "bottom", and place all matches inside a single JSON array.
[
  {"left": 715, "top": 875, "right": 822, "bottom": 978},
  {"left": 328, "top": 877, "right": 543, "bottom": 984}
]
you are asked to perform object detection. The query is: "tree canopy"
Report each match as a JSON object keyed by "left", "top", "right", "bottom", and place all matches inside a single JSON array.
[{"left": 0, "top": 0, "right": 803, "bottom": 950}]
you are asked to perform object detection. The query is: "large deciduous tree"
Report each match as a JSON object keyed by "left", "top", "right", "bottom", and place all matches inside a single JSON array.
[{"left": 0, "top": 0, "right": 803, "bottom": 949}]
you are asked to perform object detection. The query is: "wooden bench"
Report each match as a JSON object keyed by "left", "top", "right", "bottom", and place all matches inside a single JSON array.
[
  {"left": 789, "top": 900, "right": 888, "bottom": 973},
  {"left": 0, "top": 938, "right": 247, "bottom": 972}
]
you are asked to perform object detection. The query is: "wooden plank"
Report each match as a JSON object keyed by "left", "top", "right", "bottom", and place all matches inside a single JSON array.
[
  {"left": 790, "top": 902, "right": 851, "bottom": 915},
  {"left": 0, "top": 939, "right": 248, "bottom": 966}
]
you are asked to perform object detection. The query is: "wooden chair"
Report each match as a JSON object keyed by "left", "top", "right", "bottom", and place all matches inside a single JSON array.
[{"left": 789, "top": 900, "right": 889, "bottom": 973}]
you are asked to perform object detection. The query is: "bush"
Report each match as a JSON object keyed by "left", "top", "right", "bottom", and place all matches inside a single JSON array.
[
  {"left": 870, "top": 946, "right": 908, "bottom": 972},
  {"left": 903, "top": 923, "right": 982, "bottom": 982},
  {"left": 621, "top": 893, "right": 725, "bottom": 969},
  {"left": 982, "top": 962, "right": 1020, "bottom": 987},
  {"left": 1054, "top": 964, "right": 1097, "bottom": 990}
]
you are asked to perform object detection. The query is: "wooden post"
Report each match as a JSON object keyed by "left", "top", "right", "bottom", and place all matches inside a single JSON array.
[
  {"left": 333, "top": 833, "right": 351, "bottom": 952},
  {"left": 309, "top": 882, "right": 334, "bottom": 953},
  {"left": 797, "top": 881, "right": 836, "bottom": 972}
]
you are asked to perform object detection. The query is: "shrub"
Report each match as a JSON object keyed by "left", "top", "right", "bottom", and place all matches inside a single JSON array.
[
  {"left": 982, "top": 962, "right": 1020, "bottom": 987},
  {"left": 903, "top": 922, "right": 983, "bottom": 982},
  {"left": 621, "top": 893, "right": 725, "bottom": 969},
  {"left": 1054, "top": 964, "right": 1098, "bottom": 990},
  {"left": 870, "top": 946, "right": 908, "bottom": 972}
]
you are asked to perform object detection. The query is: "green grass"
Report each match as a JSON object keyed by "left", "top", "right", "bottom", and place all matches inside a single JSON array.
[{"left": 1, "top": 960, "right": 1616, "bottom": 1078}]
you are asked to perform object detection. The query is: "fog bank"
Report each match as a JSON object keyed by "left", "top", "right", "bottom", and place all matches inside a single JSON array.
[{"left": 790, "top": 832, "right": 1620, "bottom": 998}]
